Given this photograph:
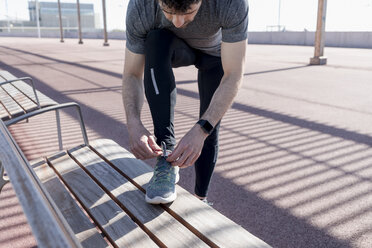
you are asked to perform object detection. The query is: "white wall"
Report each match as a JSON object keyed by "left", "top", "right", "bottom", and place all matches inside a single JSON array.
[
  {"left": 248, "top": 31, "right": 372, "bottom": 49},
  {"left": 1, "top": 30, "right": 372, "bottom": 49}
]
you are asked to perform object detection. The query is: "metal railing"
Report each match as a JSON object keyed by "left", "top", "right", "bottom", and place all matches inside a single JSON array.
[{"left": 5, "top": 102, "right": 89, "bottom": 148}]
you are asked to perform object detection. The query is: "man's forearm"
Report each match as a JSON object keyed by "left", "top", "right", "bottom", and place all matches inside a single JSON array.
[
  {"left": 201, "top": 73, "right": 242, "bottom": 127},
  {"left": 201, "top": 40, "right": 246, "bottom": 128},
  {"left": 122, "top": 75, "right": 144, "bottom": 126}
]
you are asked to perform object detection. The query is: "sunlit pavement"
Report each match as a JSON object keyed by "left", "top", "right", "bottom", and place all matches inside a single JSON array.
[{"left": 1, "top": 37, "right": 372, "bottom": 248}]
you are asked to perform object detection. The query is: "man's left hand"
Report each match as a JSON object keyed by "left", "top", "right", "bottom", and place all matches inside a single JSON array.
[{"left": 166, "top": 124, "right": 208, "bottom": 168}]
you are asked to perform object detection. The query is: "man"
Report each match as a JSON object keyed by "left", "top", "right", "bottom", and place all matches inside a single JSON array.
[{"left": 123, "top": 0, "right": 248, "bottom": 204}]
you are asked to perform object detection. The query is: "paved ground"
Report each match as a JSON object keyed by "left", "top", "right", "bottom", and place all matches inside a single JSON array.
[{"left": 0, "top": 37, "right": 372, "bottom": 248}]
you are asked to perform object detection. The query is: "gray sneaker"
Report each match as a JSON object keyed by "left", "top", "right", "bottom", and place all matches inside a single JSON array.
[
  {"left": 201, "top": 198, "right": 214, "bottom": 206},
  {"left": 145, "top": 143, "right": 179, "bottom": 204}
]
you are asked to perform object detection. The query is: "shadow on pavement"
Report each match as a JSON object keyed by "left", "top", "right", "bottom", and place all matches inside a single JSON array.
[{"left": 3, "top": 45, "right": 371, "bottom": 248}]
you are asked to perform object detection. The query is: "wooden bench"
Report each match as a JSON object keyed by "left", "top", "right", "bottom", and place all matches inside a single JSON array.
[
  {"left": 0, "top": 70, "right": 57, "bottom": 122},
  {"left": 0, "top": 105, "right": 271, "bottom": 247}
]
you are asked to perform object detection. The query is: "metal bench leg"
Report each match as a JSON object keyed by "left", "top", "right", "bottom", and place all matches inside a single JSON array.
[
  {"left": 56, "top": 109, "right": 63, "bottom": 150},
  {"left": 0, "top": 161, "right": 10, "bottom": 194}
]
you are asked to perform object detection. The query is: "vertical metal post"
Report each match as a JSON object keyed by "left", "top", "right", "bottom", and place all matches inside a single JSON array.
[
  {"left": 75, "top": 105, "right": 89, "bottom": 146},
  {"left": 5, "top": 0, "right": 10, "bottom": 32},
  {"left": 55, "top": 110, "right": 63, "bottom": 151},
  {"left": 76, "top": 0, "right": 83, "bottom": 44},
  {"left": 278, "top": 0, "right": 281, "bottom": 31},
  {"left": 35, "top": 0, "right": 41, "bottom": 38},
  {"left": 102, "top": 0, "right": 109, "bottom": 46},
  {"left": 310, "top": 0, "right": 328, "bottom": 65},
  {"left": 57, "top": 0, "right": 64, "bottom": 43}
]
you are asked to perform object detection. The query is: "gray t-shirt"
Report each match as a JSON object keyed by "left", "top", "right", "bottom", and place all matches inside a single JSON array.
[{"left": 126, "top": 0, "right": 249, "bottom": 57}]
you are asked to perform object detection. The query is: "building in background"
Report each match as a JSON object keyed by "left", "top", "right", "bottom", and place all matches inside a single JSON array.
[{"left": 27, "top": 1, "right": 96, "bottom": 30}]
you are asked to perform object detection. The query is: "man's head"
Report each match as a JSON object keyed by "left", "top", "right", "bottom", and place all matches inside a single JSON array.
[{"left": 159, "top": 0, "right": 202, "bottom": 28}]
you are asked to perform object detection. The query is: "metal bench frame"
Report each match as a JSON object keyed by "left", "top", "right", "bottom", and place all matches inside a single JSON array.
[
  {"left": 0, "top": 76, "right": 70, "bottom": 149},
  {"left": 5, "top": 102, "right": 89, "bottom": 147},
  {"left": 0, "top": 102, "right": 88, "bottom": 192},
  {"left": 0, "top": 119, "right": 83, "bottom": 248},
  {"left": 0, "top": 77, "right": 41, "bottom": 109}
]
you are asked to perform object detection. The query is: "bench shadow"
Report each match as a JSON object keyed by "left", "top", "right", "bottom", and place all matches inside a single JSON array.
[{"left": 2, "top": 46, "right": 372, "bottom": 247}]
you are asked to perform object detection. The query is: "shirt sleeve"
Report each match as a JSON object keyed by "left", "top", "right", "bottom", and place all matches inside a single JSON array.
[
  {"left": 125, "top": 0, "right": 147, "bottom": 54},
  {"left": 221, "top": 0, "right": 249, "bottom": 43}
]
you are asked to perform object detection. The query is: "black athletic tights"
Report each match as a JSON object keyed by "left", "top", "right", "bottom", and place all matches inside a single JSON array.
[{"left": 143, "top": 29, "right": 224, "bottom": 197}]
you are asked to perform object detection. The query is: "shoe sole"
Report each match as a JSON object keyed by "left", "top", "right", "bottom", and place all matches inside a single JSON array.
[
  {"left": 145, "top": 192, "right": 177, "bottom": 204},
  {"left": 175, "top": 172, "right": 179, "bottom": 184},
  {"left": 145, "top": 170, "right": 179, "bottom": 205}
]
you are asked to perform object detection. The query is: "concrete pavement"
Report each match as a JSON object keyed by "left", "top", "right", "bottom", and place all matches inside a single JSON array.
[{"left": 0, "top": 37, "right": 372, "bottom": 248}]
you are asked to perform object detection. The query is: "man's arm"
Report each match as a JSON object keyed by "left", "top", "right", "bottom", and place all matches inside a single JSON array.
[
  {"left": 167, "top": 40, "right": 247, "bottom": 167},
  {"left": 200, "top": 40, "right": 247, "bottom": 126},
  {"left": 123, "top": 48, "right": 162, "bottom": 159}
]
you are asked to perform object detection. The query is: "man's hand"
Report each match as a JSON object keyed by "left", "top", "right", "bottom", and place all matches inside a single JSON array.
[
  {"left": 128, "top": 123, "right": 162, "bottom": 160},
  {"left": 166, "top": 124, "right": 208, "bottom": 168}
]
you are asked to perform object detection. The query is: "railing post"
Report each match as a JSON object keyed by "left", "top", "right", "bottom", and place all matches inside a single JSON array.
[
  {"left": 76, "top": 0, "right": 83, "bottom": 44},
  {"left": 58, "top": 0, "right": 64, "bottom": 43},
  {"left": 102, "top": 0, "right": 109, "bottom": 46},
  {"left": 35, "top": 0, "right": 41, "bottom": 38}
]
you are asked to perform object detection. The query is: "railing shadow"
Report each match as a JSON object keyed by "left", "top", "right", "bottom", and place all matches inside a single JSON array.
[
  {"left": 2, "top": 44, "right": 372, "bottom": 248},
  {"left": 244, "top": 65, "right": 310, "bottom": 76}
]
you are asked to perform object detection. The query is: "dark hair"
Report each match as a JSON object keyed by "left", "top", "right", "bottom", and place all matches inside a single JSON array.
[{"left": 159, "top": 0, "right": 201, "bottom": 13}]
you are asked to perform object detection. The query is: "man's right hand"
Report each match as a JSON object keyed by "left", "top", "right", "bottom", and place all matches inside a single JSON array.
[{"left": 128, "top": 123, "right": 162, "bottom": 160}]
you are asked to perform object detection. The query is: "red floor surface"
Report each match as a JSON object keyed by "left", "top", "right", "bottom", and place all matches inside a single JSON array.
[{"left": 1, "top": 37, "right": 372, "bottom": 248}]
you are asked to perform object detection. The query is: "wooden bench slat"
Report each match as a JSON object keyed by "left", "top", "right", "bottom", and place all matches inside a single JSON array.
[
  {"left": 90, "top": 139, "right": 271, "bottom": 248},
  {"left": 31, "top": 158, "right": 109, "bottom": 248},
  {"left": 47, "top": 151, "right": 158, "bottom": 248},
  {"left": 1, "top": 83, "right": 38, "bottom": 112},
  {"left": 0, "top": 87, "right": 25, "bottom": 118},
  {"left": 70, "top": 145, "right": 209, "bottom": 248}
]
